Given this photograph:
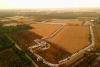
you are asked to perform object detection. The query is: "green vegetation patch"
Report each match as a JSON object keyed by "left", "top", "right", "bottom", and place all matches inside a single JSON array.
[
  {"left": 0, "top": 48, "right": 35, "bottom": 67},
  {"left": 0, "top": 24, "right": 32, "bottom": 33},
  {"left": 0, "top": 33, "right": 13, "bottom": 51}
]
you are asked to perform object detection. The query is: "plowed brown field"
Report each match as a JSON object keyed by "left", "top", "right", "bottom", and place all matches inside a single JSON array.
[
  {"left": 46, "top": 26, "right": 90, "bottom": 54},
  {"left": 29, "top": 24, "right": 62, "bottom": 37},
  {"left": 34, "top": 42, "right": 71, "bottom": 64},
  {"left": 48, "top": 19, "right": 83, "bottom": 25},
  {"left": 9, "top": 31, "right": 42, "bottom": 48},
  {"left": 93, "top": 24, "right": 100, "bottom": 50},
  {"left": 30, "top": 24, "right": 61, "bottom": 29}
]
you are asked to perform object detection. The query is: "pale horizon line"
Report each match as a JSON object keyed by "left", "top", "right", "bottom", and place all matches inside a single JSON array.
[{"left": 0, "top": 7, "right": 100, "bottom": 10}]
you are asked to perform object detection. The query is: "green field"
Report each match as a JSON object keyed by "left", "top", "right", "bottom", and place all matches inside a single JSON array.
[
  {"left": 0, "top": 48, "right": 35, "bottom": 67},
  {"left": 0, "top": 33, "right": 13, "bottom": 51}
]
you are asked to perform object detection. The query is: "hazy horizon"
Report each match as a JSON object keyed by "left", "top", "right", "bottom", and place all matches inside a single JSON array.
[{"left": 0, "top": 0, "right": 100, "bottom": 10}]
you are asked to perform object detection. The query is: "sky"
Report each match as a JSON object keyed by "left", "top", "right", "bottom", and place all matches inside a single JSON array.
[{"left": 0, "top": 0, "right": 100, "bottom": 9}]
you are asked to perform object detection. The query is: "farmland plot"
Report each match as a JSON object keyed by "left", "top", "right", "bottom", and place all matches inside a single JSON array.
[
  {"left": 93, "top": 24, "right": 100, "bottom": 50},
  {"left": 30, "top": 24, "right": 62, "bottom": 37},
  {"left": 49, "top": 19, "right": 83, "bottom": 25},
  {"left": 46, "top": 26, "right": 90, "bottom": 54},
  {"left": 9, "top": 31, "right": 42, "bottom": 48},
  {"left": 34, "top": 42, "right": 71, "bottom": 64}
]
